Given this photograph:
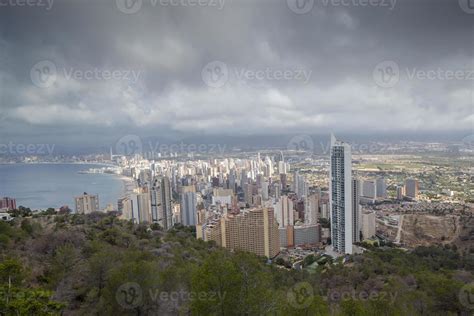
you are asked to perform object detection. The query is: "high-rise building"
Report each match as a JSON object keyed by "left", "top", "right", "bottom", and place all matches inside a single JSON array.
[
  {"left": 151, "top": 177, "right": 173, "bottom": 229},
  {"left": 396, "top": 186, "right": 405, "bottom": 200},
  {"left": 375, "top": 177, "right": 387, "bottom": 198},
  {"left": 352, "top": 178, "right": 361, "bottom": 243},
  {"left": 362, "top": 180, "right": 376, "bottom": 199},
  {"left": 329, "top": 135, "right": 353, "bottom": 254},
  {"left": 118, "top": 197, "right": 133, "bottom": 220},
  {"left": 201, "top": 207, "right": 280, "bottom": 258},
  {"left": 181, "top": 191, "right": 197, "bottom": 226},
  {"left": 134, "top": 192, "right": 152, "bottom": 224},
  {"left": 274, "top": 195, "right": 294, "bottom": 228},
  {"left": 305, "top": 194, "right": 319, "bottom": 225},
  {"left": 405, "top": 179, "right": 419, "bottom": 199},
  {"left": 361, "top": 211, "right": 376, "bottom": 240},
  {"left": 0, "top": 197, "right": 16, "bottom": 211},
  {"left": 75, "top": 193, "right": 99, "bottom": 214},
  {"left": 280, "top": 173, "right": 287, "bottom": 191}
]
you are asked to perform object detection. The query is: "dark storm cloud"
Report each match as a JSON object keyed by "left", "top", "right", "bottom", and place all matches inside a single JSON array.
[{"left": 0, "top": 0, "right": 472, "bottom": 148}]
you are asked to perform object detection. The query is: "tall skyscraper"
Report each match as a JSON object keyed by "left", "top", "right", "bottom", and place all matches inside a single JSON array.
[
  {"left": 375, "top": 177, "right": 387, "bottom": 198},
  {"left": 305, "top": 194, "right": 319, "bottom": 225},
  {"left": 135, "top": 192, "right": 152, "bottom": 224},
  {"left": 151, "top": 177, "right": 173, "bottom": 230},
  {"left": 274, "top": 195, "right": 294, "bottom": 228},
  {"left": 352, "top": 178, "right": 361, "bottom": 243},
  {"left": 181, "top": 191, "right": 197, "bottom": 226},
  {"left": 329, "top": 134, "right": 353, "bottom": 254},
  {"left": 405, "top": 179, "right": 419, "bottom": 199},
  {"left": 75, "top": 193, "right": 99, "bottom": 214}
]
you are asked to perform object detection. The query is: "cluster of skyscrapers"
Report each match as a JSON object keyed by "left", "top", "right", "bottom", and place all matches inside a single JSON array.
[{"left": 69, "top": 135, "right": 421, "bottom": 258}]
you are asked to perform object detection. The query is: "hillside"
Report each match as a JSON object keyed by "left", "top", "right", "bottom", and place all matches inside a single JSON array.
[{"left": 0, "top": 212, "right": 473, "bottom": 315}]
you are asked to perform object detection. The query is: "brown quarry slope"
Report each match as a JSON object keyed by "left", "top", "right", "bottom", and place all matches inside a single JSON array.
[{"left": 400, "top": 214, "right": 459, "bottom": 247}]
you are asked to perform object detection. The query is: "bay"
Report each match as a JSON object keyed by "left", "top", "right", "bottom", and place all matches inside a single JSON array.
[{"left": 0, "top": 163, "right": 129, "bottom": 210}]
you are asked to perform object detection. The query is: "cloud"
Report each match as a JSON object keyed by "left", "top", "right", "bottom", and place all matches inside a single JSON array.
[{"left": 0, "top": 0, "right": 472, "bottom": 148}]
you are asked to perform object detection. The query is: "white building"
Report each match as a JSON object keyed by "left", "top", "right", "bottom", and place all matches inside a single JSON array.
[
  {"left": 361, "top": 211, "right": 376, "bottom": 240},
  {"left": 352, "top": 178, "right": 361, "bottom": 243},
  {"left": 305, "top": 194, "right": 319, "bottom": 225},
  {"left": 274, "top": 195, "right": 294, "bottom": 228},
  {"left": 181, "top": 191, "right": 197, "bottom": 226},
  {"left": 329, "top": 134, "right": 353, "bottom": 254}
]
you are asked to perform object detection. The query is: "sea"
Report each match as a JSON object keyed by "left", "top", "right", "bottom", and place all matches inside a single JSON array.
[{"left": 0, "top": 163, "right": 130, "bottom": 210}]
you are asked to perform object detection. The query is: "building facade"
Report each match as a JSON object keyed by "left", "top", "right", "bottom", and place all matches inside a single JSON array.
[{"left": 329, "top": 135, "right": 353, "bottom": 254}]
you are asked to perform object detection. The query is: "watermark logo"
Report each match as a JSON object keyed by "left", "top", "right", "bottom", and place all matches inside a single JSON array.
[
  {"left": 287, "top": 134, "right": 314, "bottom": 158},
  {"left": 201, "top": 61, "right": 229, "bottom": 88},
  {"left": 30, "top": 60, "right": 141, "bottom": 87},
  {"left": 0, "top": 0, "right": 54, "bottom": 10},
  {"left": 116, "top": 282, "right": 143, "bottom": 309},
  {"left": 201, "top": 60, "right": 311, "bottom": 88},
  {"left": 459, "top": 283, "right": 474, "bottom": 310},
  {"left": 114, "top": 135, "right": 227, "bottom": 157},
  {"left": 116, "top": 135, "right": 143, "bottom": 156},
  {"left": 327, "top": 289, "right": 398, "bottom": 303},
  {"left": 321, "top": 0, "right": 396, "bottom": 10},
  {"left": 373, "top": 60, "right": 473, "bottom": 88},
  {"left": 30, "top": 60, "right": 57, "bottom": 88},
  {"left": 459, "top": 0, "right": 474, "bottom": 14},
  {"left": 116, "top": 0, "right": 225, "bottom": 14},
  {"left": 0, "top": 142, "right": 55, "bottom": 156},
  {"left": 373, "top": 60, "right": 399, "bottom": 88},
  {"left": 287, "top": 0, "right": 314, "bottom": 14},
  {"left": 116, "top": 0, "right": 142, "bottom": 14},
  {"left": 287, "top": 282, "right": 314, "bottom": 309}
]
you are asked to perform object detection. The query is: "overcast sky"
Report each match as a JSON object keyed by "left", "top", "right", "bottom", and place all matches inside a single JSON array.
[{"left": 0, "top": 0, "right": 472, "bottom": 149}]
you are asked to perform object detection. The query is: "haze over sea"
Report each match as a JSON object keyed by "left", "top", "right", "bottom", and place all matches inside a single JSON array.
[{"left": 0, "top": 163, "right": 126, "bottom": 210}]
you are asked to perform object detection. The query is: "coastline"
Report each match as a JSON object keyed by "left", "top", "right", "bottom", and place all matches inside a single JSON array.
[{"left": 0, "top": 163, "right": 133, "bottom": 210}]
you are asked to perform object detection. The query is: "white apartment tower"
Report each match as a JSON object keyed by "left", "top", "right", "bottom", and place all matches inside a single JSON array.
[{"left": 329, "top": 134, "right": 353, "bottom": 254}]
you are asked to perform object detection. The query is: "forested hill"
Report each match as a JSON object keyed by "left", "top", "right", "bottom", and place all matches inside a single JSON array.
[{"left": 0, "top": 211, "right": 473, "bottom": 315}]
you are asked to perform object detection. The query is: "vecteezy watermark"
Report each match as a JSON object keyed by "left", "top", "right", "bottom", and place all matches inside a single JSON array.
[
  {"left": 115, "top": 135, "right": 227, "bottom": 158},
  {"left": 326, "top": 289, "right": 398, "bottom": 303},
  {"left": 319, "top": 140, "right": 391, "bottom": 155},
  {"left": 373, "top": 60, "right": 474, "bottom": 88},
  {"left": 0, "top": 142, "right": 55, "bottom": 156},
  {"left": 321, "top": 0, "right": 396, "bottom": 10},
  {"left": 287, "top": 282, "right": 314, "bottom": 309},
  {"left": 287, "top": 0, "right": 314, "bottom": 14},
  {"left": 201, "top": 61, "right": 312, "bottom": 88},
  {"left": 116, "top": 135, "right": 143, "bottom": 156},
  {"left": 201, "top": 61, "right": 229, "bottom": 88},
  {"left": 116, "top": 282, "right": 143, "bottom": 310},
  {"left": 287, "top": 135, "right": 315, "bottom": 159},
  {"left": 30, "top": 60, "right": 57, "bottom": 88},
  {"left": 149, "top": 289, "right": 225, "bottom": 303},
  {"left": 458, "top": 0, "right": 474, "bottom": 14},
  {"left": 372, "top": 60, "right": 399, "bottom": 88},
  {"left": 0, "top": 0, "right": 54, "bottom": 10},
  {"left": 287, "top": 0, "right": 396, "bottom": 14},
  {"left": 30, "top": 60, "right": 141, "bottom": 88},
  {"left": 115, "top": 282, "right": 226, "bottom": 310},
  {"left": 116, "top": 0, "right": 225, "bottom": 14},
  {"left": 458, "top": 283, "right": 474, "bottom": 310}
]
